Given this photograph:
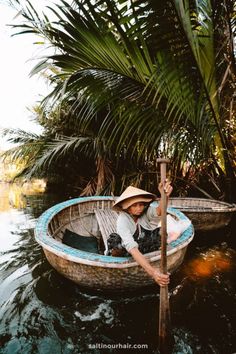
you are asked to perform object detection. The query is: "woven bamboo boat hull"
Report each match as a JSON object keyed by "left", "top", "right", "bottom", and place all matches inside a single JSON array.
[
  {"left": 43, "top": 247, "right": 187, "bottom": 290},
  {"left": 169, "top": 198, "right": 236, "bottom": 231},
  {"left": 35, "top": 196, "right": 194, "bottom": 291}
]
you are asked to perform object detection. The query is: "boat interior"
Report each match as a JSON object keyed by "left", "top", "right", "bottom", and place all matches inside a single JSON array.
[
  {"left": 48, "top": 199, "right": 117, "bottom": 255},
  {"left": 47, "top": 199, "right": 181, "bottom": 256}
]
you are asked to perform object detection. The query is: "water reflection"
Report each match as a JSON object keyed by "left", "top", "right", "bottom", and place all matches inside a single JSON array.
[
  {"left": 183, "top": 245, "right": 234, "bottom": 279},
  {"left": 0, "top": 181, "right": 46, "bottom": 211},
  {"left": 0, "top": 183, "right": 235, "bottom": 353}
]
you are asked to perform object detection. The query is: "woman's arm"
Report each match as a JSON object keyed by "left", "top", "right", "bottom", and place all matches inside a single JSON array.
[{"left": 129, "top": 247, "right": 169, "bottom": 287}]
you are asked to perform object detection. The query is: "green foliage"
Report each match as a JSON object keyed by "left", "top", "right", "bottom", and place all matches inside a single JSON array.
[{"left": 3, "top": 0, "right": 236, "bottom": 199}]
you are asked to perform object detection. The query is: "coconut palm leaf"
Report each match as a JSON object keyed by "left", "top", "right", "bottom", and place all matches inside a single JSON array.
[{"left": 7, "top": 0, "right": 236, "bottom": 198}]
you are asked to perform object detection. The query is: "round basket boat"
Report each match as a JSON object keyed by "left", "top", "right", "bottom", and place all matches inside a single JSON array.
[
  {"left": 35, "top": 196, "right": 194, "bottom": 291},
  {"left": 168, "top": 198, "right": 236, "bottom": 231}
]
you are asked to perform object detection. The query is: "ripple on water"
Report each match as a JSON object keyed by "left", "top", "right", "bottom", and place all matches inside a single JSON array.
[
  {"left": 0, "top": 188, "right": 236, "bottom": 354},
  {"left": 75, "top": 301, "right": 114, "bottom": 324}
]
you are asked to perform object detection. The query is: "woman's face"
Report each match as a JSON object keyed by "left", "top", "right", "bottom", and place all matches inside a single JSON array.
[{"left": 127, "top": 202, "right": 145, "bottom": 216}]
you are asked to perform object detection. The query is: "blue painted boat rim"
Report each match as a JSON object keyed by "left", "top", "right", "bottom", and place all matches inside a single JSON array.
[{"left": 34, "top": 196, "right": 194, "bottom": 268}]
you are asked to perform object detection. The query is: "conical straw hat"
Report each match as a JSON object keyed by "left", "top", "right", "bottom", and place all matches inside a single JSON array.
[{"left": 113, "top": 186, "right": 156, "bottom": 211}]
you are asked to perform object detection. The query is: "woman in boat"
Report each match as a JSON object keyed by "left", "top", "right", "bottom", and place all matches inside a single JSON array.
[{"left": 111, "top": 182, "right": 173, "bottom": 287}]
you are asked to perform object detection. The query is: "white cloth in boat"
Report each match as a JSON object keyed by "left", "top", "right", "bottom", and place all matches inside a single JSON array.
[{"left": 116, "top": 206, "right": 161, "bottom": 252}]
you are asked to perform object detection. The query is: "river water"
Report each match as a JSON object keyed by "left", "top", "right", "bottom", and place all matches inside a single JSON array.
[{"left": 0, "top": 183, "right": 235, "bottom": 354}]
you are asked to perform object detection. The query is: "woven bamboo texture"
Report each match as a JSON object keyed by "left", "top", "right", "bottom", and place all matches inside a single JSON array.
[
  {"left": 169, "top": 198, "right": 236, "bottom": 231},
  {"left": 44, "top": 246, "right": 186, "bottom": 291},
  {"left": 35, "top": 196, "right": 194, "bottom": 291},
  {"left": 94, "top": 208, "right": 118, "bottom": 253}
]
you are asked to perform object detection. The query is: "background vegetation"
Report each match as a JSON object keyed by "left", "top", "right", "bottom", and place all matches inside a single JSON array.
[{"left": 1, "top": 0, "right": 235, "bottom": 200}]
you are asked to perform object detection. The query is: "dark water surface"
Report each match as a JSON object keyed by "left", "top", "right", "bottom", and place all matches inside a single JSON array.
[{"left": 0, "top": 183, "right": 236, "bottom": 354}]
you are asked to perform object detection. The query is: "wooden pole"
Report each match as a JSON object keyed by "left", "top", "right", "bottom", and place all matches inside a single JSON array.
[{"left": 157, "top": 158, "right": 171, "bottom": 353}]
